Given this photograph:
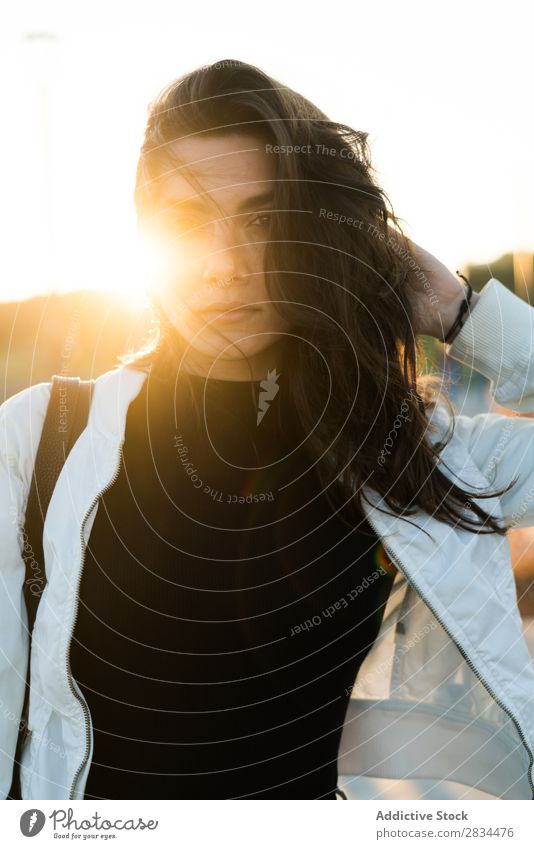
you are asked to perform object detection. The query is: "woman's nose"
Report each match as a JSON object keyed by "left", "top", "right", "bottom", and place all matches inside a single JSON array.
[{"left": 201, "top": 227, "right": 240, "bottom": 286}]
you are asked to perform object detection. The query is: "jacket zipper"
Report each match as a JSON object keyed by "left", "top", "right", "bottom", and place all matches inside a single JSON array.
[
  {"left": 67, "top": 440, "right": 125, "bottom": 800},
  {"left": 63, "top": 441, "right": 534, "bottom": 799},
  {"left": 365, "top": 510, "right": 534, "bottom": 800}
]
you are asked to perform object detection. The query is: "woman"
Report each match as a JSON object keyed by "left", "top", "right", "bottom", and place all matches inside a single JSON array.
[{"left": 1, "top": 60, "right": 534, "bottom": 801}]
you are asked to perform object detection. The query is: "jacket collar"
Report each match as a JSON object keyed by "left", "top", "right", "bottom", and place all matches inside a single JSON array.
[
  {"left": 89, "top": 365, "right": 149, "bottom": 441},
  {"left": 92, "top": 363, "right": 454, "bottom": 442}
]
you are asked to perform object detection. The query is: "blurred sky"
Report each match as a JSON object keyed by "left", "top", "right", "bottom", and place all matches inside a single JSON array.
[{"left": 0, "top": 0, "right": 532, "bottom": 302}]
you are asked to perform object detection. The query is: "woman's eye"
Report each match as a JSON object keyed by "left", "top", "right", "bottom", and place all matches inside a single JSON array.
[{"left": 249, "top": 213, "right": 271, "bottom": 229}]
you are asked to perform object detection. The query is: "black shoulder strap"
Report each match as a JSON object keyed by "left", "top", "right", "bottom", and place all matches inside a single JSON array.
[
  {"left": 7, "top": 375, "right": 94, "bottom": 800},
  {"left": 23, "top": 375, "right": 94, "bottom": 630}
]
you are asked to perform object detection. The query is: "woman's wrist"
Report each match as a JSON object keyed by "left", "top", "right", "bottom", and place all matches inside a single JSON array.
[{"left": 444, "top": 289, "right": 481, "bottom": 344}]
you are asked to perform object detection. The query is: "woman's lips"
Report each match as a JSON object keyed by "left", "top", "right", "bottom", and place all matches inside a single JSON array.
[{"left": 198, "top": 307, "right": 260, "bottom": 323}]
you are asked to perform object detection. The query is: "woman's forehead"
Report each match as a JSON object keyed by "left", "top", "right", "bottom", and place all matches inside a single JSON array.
[{"left": 154, "top": 134, "right": 276, "bottom": 205}]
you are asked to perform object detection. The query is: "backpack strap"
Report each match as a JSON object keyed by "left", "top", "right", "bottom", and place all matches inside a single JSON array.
[
  {"left": 7, "top": 375, "right": 94, "bottom": 799},
  {"left": 23, "top": 376, "right": 94, "bottom": 629}
]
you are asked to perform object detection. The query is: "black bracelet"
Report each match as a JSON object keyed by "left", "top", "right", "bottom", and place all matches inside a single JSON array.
[{"left": 443, "top": 272, "right": 473, "bottom": 344}]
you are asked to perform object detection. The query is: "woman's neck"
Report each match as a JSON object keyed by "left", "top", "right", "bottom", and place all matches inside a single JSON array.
[{"left": 181, "top": 342, "right": 285, "bottom": 382}]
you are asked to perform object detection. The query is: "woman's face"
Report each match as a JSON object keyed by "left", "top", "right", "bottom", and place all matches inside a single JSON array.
[{"left": 142, "top": 132, "right": 293, "bottom": 380}]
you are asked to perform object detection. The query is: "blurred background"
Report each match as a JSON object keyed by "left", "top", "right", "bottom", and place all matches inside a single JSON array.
[{"left": 1, "top": 1, "right": 533, "bottom": 643}]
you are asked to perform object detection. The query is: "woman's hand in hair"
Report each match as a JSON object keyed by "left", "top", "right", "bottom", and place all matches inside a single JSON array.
[{"left": 400, "top": 235, "right": 480, "bottom": 341}]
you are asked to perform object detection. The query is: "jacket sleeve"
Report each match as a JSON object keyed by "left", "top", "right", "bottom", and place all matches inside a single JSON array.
[
  {"left": 444, "top": 277, "right": 534, "bottom": 528},
  {"left": 0, "top": 381, "right": 51, "bottom": 798}
]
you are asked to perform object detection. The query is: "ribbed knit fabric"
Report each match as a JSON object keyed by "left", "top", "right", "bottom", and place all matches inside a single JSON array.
[
  {"left": 446, "top": 277, "right": 534, "bottom": 410},
  {"left": 69, "top": 361, "right": 396, "bottom": 799}
]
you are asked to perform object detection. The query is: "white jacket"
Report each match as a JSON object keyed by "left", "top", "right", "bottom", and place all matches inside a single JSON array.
[{"left": 1, "top": 277, "right": 534, "bottom": 801}]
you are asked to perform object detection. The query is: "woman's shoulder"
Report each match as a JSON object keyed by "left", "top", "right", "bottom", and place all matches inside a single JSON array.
[
  {"left": 88, "top": 366, "right": 149, "bottom": 439},
  {"left": 0, "top": 366, "right": 149, "bottom": 462},
  {"left": 0, "top": 380, "right": 52, "bottom": 471}
]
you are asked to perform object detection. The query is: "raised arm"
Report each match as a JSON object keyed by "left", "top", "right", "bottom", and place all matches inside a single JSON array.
[{"left": 444, "top": 277, "right": 534, "bottom": 528}]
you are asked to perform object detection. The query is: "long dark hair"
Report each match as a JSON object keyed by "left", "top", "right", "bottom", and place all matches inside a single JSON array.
[{"left": 118, "top": 58, "right": 517, "bottom": 538}]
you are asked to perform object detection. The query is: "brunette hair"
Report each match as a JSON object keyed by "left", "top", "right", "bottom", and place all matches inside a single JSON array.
[{"left": 117, "top": 58, "right": 517, "bottom": 538}]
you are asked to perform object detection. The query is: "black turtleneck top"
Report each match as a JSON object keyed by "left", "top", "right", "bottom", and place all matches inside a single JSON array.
[{"left": 69, "top": 360, "right": 396, "bottom": 800}]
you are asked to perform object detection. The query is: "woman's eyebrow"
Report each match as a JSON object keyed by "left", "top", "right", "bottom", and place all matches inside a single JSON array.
[
  {"left": 159, "top": 190, "right": 275, "bottom": 214},
  {"left": 235, "top": 191, "right": 275, "bottom": 212}
]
